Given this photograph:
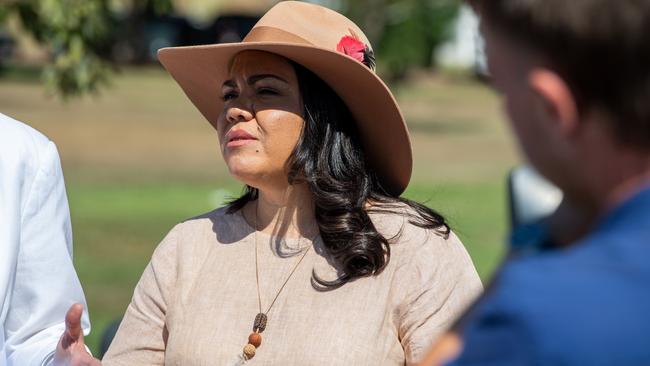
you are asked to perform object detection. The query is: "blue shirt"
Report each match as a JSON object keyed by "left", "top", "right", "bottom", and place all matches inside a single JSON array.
[{"left": 450, "top": 186, "right": 650, "bottom": 365}]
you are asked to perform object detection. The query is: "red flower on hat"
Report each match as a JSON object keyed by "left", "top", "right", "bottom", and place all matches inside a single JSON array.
[
  {"left": 336, "top": 33, "right": 376, "bottom": 71},
  {"left": 337, "top": 35, "right": 366, "bottom": 63}
]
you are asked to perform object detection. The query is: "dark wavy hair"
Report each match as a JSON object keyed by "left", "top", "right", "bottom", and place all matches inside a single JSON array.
[{"left": 227, "top": 61, "right": 449, "bottom": 288}]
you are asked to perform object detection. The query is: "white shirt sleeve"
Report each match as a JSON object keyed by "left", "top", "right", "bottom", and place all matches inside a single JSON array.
[{"left": 0, "top": 117, "right": 90, "bottom": 366}]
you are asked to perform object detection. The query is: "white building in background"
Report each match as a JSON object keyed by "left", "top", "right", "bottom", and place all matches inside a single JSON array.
[{"left": 435, "top": 5, "right": 487, "bottom": 74}]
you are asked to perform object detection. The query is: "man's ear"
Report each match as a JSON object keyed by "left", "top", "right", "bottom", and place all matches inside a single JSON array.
[{"left": 528, "top": 68, "right": 580, "bottom": 137}]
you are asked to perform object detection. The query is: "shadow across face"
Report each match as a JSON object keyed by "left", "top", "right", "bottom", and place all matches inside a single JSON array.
[{"left": 216, "top": 50, "right": 305, "bottom": 191}]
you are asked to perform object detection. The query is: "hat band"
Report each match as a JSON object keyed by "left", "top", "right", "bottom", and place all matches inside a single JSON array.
[{"left": 243, "top": 26, "right": 314, "bottom": 45}]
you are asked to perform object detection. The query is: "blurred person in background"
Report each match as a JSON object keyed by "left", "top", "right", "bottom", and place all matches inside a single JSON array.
[
  {"left": 101, "top": 2, "right": 482, "bottom": 365},
  {"left": 419, "top": 0, "right": 650, "bottom": 365},
  {"left": 0, "top": 113, "right": 100, "bottom": 365}
]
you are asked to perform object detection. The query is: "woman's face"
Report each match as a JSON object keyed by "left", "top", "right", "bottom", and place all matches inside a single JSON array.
[{"left": 217, "top": 51, "right": 304, "bottom": 189}]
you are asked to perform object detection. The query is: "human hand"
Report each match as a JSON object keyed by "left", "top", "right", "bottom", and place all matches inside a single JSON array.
[
  {"left": 53, "top": 303, "right": 102, "bottom": 366},
  {"left": 417, "top": 331, "right": 462, "bottom": 366}
]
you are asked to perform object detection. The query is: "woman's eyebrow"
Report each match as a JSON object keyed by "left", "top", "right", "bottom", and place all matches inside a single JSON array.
[
  {"left": 222, "top": 75, "right": 288, "bottom": 88},
  {"left": 247, "top": 74, "right": 288, "bottom": 85}
]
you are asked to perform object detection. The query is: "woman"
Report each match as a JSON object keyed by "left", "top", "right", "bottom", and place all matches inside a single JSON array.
[{"left": 103, "top": 2, "right": 482, "bottom": 365}]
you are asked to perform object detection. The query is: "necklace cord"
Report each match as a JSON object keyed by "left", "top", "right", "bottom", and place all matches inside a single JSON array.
[{"left": 254, "top": 200, "right": 315, "bottom": 316}]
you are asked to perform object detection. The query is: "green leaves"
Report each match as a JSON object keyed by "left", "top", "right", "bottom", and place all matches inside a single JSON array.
[
  {"left": 43, "top": 36, "right": 110, "bottom": 99},
  {"left": 342, "top": 0, "right": 460, "bottom": 83},
  {"left": 1, "top": 0, "right": 172, "bottom": 99},
  {"left": 0, "top": 0, "right": 111, "bottom": 98}
]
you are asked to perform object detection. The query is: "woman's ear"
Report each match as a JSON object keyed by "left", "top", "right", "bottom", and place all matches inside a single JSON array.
[{"left": 528, "top": 68, "right": 580, "bottom": 138}]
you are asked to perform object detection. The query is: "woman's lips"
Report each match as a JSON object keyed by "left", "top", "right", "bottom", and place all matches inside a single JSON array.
[
  {"left": 225, "top": 129, "right": 257, "bottom": 148},
  {"left": 226, "top": 139, "right": 256, "bottom": 148}
]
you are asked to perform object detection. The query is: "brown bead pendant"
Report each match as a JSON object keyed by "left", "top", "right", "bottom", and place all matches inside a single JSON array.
[
  {"left": 253, "top": 313, "right": 267, "bottom": 332},
  {"left": 243, "top": 314, "right": 266, "bottom": 360},
  {"left": 249, "top": 332, "right": 262, "bottom": 347}
]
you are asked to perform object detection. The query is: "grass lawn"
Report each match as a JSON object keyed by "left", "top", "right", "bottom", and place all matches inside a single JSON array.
[{"left": 0, "top": 66, "right": 518, "bottom": 354}]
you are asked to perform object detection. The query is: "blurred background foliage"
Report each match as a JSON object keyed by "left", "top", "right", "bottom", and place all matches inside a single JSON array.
[
  {"left": 0, "top": 0, "right": 460, "bottom": 97},
  {"left": 343, "top": 0, "right": 459, "bottom": 82},
  {"left": 0, "top": 0, "right": 172, "bottom": 98}
]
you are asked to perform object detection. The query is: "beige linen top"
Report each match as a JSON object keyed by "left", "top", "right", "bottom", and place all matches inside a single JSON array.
[{"left": 103, "top": 206, "right": 482, "bottom": 366}]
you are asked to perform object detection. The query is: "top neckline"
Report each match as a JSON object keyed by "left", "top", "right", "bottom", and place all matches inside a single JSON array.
[{"left": 232, "top": 209, "right": 320, "bottom": 252}]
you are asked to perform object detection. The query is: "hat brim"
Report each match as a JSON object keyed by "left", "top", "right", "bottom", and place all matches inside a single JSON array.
[{"left": 158, "top": 42, "right": 412, "bottom": 196}]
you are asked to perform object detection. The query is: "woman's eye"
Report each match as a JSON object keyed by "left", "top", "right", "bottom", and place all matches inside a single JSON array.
[
  {"left": 222, "top": 91, "right": 238, "bottom": 101},
  {"left": 257, "top": 88, "right": 278, "bottom": 96}
]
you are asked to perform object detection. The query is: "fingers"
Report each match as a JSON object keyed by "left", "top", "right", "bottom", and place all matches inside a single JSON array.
[
  {"left": 54, "top": 304, "right": 96, "bottom": 366},
  {"left": 65, "top": 303, "right": 85, "bottom": 342},
  {"left": 417, "top": 332, "right": 463, "bottom": 366},
  {"left": 69, "top": 352, "right": 103, "bottom": 366}
]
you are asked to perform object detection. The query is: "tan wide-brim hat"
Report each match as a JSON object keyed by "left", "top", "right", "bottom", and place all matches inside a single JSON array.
[{"left": 158, "top": 1, "right": 411, "bottom": 196}]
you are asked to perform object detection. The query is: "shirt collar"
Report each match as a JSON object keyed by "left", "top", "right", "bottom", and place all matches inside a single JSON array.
[{"left": 592, "top": 183, "right": 650, "bottom": 235}]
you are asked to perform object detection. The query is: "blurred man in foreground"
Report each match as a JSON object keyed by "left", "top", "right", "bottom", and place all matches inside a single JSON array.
[
  {"left": 420, "top": 0, "right": 650, "bottom": 365},
  {"left": 0, "top": 113, "right": 100, "bottom": 365}
]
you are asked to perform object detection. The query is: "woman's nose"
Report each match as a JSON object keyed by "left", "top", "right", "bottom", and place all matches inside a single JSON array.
[{"left": 226, "top": 105, "right": 254, "bottom": 124}]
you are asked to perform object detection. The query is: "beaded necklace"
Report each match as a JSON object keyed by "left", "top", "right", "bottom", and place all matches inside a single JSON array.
[{"left": 240, "top": 201, "right": 315, "bottom": 361}]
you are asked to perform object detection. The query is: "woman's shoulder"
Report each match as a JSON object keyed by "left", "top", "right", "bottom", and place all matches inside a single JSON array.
[
  {"left": 369, "top": 201, "right": 475, "bottom": 270},
  {"left": 369, "top": 201, "right": 447, "bottom": 246},
  {"left": 156, "top": 205, "right": 248, "bottom": 255},
  {"left": 375, "top": 203, "right": 483, "bottom": 309},
  {"left": 173, "top": 205, "right": 245, "bottom": 233}
]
